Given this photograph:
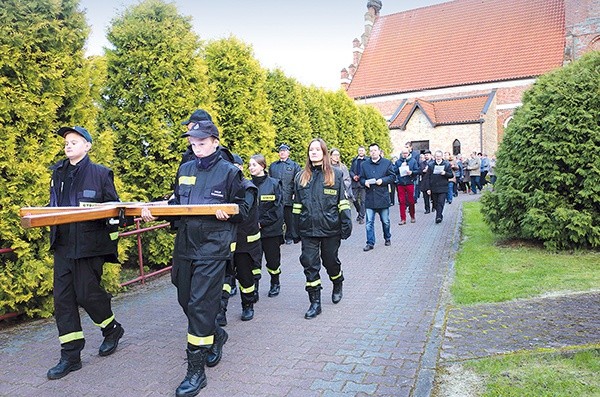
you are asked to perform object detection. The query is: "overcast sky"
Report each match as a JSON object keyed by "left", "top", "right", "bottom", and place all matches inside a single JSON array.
[{"left": 79, "top": 0, "right": 448, "bottom": 90}]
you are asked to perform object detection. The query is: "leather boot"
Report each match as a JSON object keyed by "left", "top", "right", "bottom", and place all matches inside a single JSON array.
[
  {"left": 176, "top": 348, "right": 208, "bottom": 397},
  {"left": 241, "top": 303, "right": 254, "bottom": 321},
  {"left": 99, "top": 322, "right": 124, "bottom": 357},
  {"left": 332, "top": 282, "right": 343, "bottom": 304},
  {"left": 304, "top": 289, "right": 322, "bottom": 319},
  {"left": 206, "top": 327, "right": 228, "bottom": 368},
  {"left": 268, "top": 273, "right": 280, "bottom": 297},
  {"left": 47, "top": 358, "right": 82, "bottom": 380}
]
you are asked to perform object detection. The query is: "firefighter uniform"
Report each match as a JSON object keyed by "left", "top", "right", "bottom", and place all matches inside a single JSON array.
[
  {"left": 292, "top": 165, "right": 352, "bottom": 319},
  {"left": 251, "top": 174, "right": 284, "bottom": 297},
  {"left": 170, "top": 149, "right": 248, "bottom": 349},
  {"left": 48, "top": 143, "right": 123, "bottom": 376},
  {"left": 217, "top": 177, "right": 260, "bottom": 323}
]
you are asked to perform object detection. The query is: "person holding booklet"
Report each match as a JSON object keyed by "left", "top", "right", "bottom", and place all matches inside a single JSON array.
[
  {"left": 393, "top": 146, "right": 420, "bottom": 225},
  {"left": 424, "top": 150, "right": 453, "bottom": 224}
]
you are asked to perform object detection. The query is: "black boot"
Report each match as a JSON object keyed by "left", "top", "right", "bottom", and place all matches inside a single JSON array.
[
  {"left": 206, "top": 327, "right": 228, "bottom": 368},
  {"left": 304, "top": 289, "right": 322, "bottom": 319},
  {"left": 176, "top": 347, "right": 208, "bottom": 397},
  {"left": 47, "top": 358, "right": 82, "bottom": 380},
  {"left": 99, "top": 322, "right": 124, "bottom": 357},
  {"left": 268, "top": 274, "right": 280, "bottom": 297},
  {"left": 241, "top": 303, "right": 254, "bottom": 321},
  {"left": 332, "top": 282, "right": 343, "bottom": 304}
]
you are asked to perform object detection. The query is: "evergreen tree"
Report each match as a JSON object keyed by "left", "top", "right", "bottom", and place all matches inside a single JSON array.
[
  {"left": 102, "top": 0, "right": 212, "bottom": 201},
  {"left": 325, "top": 90, "right": 365, "bottom": 162},
  {"left": 481, "top": 51, "right": 600, "bottom": 250},
  {"left": 101, "top": 0, "right": 212, "bottom": 267},
  {"left": 265, "top": 69, "right": 311, "bottom": 162},
  {"left": 359, "top": 105, "right": 392, "bottom": 157},
  {"left": 0, "top": 0, "right": 94, "bottom": 317},
  {"left": 301, "top": 86, "right": 338, "bottom": 157},
  {"left": 204, "top": 37, "right": 276, "bottom": 163}
]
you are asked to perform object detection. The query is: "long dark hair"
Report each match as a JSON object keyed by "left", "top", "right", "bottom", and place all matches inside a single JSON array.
[{"left": 299, "top": 138, "right": 335, "bottom": 187}]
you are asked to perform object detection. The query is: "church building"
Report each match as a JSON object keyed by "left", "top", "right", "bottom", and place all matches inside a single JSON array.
[{"left": 342, "top": 0, "right": 600, "bottom": 156}]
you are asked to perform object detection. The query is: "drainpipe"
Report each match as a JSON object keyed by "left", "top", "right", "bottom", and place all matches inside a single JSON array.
[{"left": 479, "top": 119, "right": 484, "bottom": 154}]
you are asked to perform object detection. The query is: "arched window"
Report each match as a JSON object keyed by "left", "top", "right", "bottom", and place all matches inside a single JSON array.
[{"left": 452, "top": 139, "right": 461, "bottom": 156}]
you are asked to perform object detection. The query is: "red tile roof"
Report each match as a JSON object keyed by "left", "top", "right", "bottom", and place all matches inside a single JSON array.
[
  {"left": 347, "top": 0, "right": 566, "bottom": 99},
  {"left": 389, "top": 93, "right": 493, "bottom": 129}
]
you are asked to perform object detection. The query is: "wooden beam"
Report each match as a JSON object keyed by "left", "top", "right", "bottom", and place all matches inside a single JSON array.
[
  {"left": 20, "top": 207, "right": 119, "bottom": 229},
  {"left": 19, "top": 203, "right": 239, "bottom": 228},
  {"left": 124, "top": 204, "right": 239, "bottom": 217},
  {"left": 19, "top": 207, "right": 100, "bottom": 217}
]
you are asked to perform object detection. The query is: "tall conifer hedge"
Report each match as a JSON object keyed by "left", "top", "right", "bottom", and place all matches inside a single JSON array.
[{"left": 0, "top": 0, "right": 96, "bottom": 316}]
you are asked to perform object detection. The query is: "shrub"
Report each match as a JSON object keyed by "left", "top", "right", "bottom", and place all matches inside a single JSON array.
[{"left": 481, "top": 51, "right": 600, "bottom": 250}]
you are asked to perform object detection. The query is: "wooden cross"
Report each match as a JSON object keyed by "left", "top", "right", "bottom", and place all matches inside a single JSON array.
[{"left": 19, "top": 202, "right": 239, "bottom": 229}]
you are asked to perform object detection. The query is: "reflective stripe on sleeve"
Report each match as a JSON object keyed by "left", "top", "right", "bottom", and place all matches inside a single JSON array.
[
  {"left": 338, "top": 199, "right": 351, "bottom": 212},
  {"left": 292, "top": 203, "right": 303, "bottom": 214}
]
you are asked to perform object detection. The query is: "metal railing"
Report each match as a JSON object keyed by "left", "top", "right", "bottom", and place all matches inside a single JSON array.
[{"left": 0, "top": 219, "right": 171, "bottom": 321}]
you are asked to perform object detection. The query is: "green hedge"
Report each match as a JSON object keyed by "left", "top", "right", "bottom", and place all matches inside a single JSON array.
[{"left": 481, "top": 51, "right": 600, "bottom": 250}]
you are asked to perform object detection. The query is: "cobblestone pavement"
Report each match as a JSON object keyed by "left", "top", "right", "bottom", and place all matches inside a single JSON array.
[
  {"left": 0, "top": 193, "right": 467, "bottom": 397},
  {"left": 440, "top": 291, "right": 600, "bottom": 363},
  {"left": 3, "top": 191, "right": 597, "bottom": 397}
]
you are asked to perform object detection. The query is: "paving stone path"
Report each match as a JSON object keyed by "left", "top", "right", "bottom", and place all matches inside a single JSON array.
[{"left": 1, "top": 192, "right": 598, "bottom": 397}]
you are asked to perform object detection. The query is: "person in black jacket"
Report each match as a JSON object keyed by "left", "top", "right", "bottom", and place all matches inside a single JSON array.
[
  {"left": 249, "top": 154, "right": 285, "bottom": 298},
  {"left": 141, "top": 121, "right": 249, "bottom": 397},
  {"left": 425, "top": 150, "right": 454, "bottom": 224},
  {"left": 269, "top": 144, "right": 302, "bottom": 244},
  {"left": 360, "top": 143, "right": 396, "bottom": 251},
  {"left": 46, "top": 126, "right": 124, "bottom": 380},
  {"left": 349, "top": 146, "right": 367, "bottom": 224},
  {"left": 292, "top": 138, "right": 352, "bottom": 319}
]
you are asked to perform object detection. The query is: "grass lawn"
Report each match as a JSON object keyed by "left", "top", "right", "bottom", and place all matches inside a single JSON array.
[
  {"left": 441, "top": 201, "right": 600, "bottom": 397},
  {"left": 452, "top": 201, "right": 600, "bottom": 305},
  {"left": 464, "top": 347, "right": 600, "bottom": 397}
]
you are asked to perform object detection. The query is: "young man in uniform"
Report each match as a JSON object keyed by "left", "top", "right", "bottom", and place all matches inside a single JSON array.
[
  {"left": 47, "top": 126, "right": 124, "bottom": 380},
  {"left": 141, "top": 120, "right": 249, "bottom": 397}
]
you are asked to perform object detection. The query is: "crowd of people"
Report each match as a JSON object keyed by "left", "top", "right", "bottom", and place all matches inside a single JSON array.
[{"left": 45, "top": 109, "right": 496, "bottom": 396}]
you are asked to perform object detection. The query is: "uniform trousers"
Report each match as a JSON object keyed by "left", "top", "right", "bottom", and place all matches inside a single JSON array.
[
  {"left": 283, "top": 206, "right": 296, "bottom": 241},
  {"left": 233, "top": 252, "right": 258, "bottom": 303},
  {"left": 299, "top": 236, "right": 344, "bottom": 291},
  {"left": 172, "top": 258, "right": 225, "bottom": 347},
  {"left": 260, "top": 235, "right": 283, "bottom": 281},
  {"left": 53, "top": 251, "right": 114, "bottom": 361}
]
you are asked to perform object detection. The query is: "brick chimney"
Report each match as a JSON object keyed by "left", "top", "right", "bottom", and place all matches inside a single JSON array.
[{"left": 341, "top": 1, "right": 383, "bottom": 90}]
